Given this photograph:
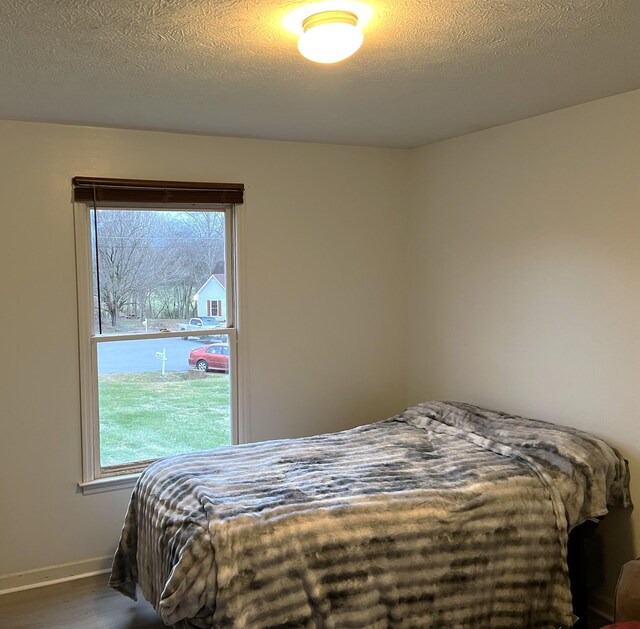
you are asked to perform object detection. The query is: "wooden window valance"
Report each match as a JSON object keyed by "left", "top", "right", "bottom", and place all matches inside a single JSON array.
[{"left": 72, "top": 177, "right": 244, "bottom": 206}]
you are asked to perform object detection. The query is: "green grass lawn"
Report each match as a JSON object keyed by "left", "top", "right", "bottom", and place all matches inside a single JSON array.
[{"left": 98, "top": 371, "right": 231, "bottom": 468}]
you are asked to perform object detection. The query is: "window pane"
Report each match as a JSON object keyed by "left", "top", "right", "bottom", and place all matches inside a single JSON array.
[
  {"left": 97, "top": 335, "right": 232, "bottom": 469},
  {"left": 91, "top": 208, "right": 228, "bottom": 335}
]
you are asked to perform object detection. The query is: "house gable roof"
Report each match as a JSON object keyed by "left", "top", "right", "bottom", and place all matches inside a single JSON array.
[{"left": 195, "top": 273, "right": 225, "bottom": 297}]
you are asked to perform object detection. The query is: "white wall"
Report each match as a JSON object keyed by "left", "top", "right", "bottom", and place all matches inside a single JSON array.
[
  {"left": 406, "top": 88, "right": 640, "bottom": 606},
  {"left": 0, "top": 121, "right": 410, "bottom": 579}
]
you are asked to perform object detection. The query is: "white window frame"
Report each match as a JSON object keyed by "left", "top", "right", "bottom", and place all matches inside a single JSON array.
[{"left": 74, "top": 202, "right": 240, "bottom": 494}]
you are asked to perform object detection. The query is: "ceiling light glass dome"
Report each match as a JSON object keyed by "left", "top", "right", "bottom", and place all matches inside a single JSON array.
[{"left": 297, "top": 11, "right": 364, "bottom": 64}]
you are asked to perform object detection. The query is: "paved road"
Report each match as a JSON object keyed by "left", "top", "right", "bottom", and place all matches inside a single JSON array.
[{"left": 97, "top": 337, "right": 215, "bottom": 374}]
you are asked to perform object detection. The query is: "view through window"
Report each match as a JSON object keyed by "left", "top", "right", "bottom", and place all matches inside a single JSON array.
[{"left": 79, "top": 204, "right": 237, "bottom": 477}]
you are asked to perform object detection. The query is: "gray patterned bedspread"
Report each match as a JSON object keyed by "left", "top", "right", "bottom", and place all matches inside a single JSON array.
[{"left": 110, "top": 401, "right": 630, "bottom": 628}]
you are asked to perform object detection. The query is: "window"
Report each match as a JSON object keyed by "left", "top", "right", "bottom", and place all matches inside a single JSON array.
[
  {"left": 208, "top": 299, "right": 222, "bottom": 317},
  {"left": 73, "top": 178, "right": 244, "bottom": 491}
]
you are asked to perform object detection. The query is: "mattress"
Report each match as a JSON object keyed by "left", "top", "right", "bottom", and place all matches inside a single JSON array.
[{"left": 110, "top": 401, "right": 631, "bottom": 628}]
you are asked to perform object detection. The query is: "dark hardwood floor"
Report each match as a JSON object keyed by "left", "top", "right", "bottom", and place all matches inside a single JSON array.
[
  {"left": 0, "top": 573, "right": 612, "bottom": 628},
  {"left": 0, "top": 574, "right": 165, "bottom": 629}
]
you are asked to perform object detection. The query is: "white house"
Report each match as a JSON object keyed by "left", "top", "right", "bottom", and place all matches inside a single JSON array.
[{"left": 194, "top": 273, "right": 226, "bottom": 318}]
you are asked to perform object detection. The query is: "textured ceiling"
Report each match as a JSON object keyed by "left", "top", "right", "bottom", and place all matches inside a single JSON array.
[{"left": 1, "top": 0, "right": 639, "bottom": 148}]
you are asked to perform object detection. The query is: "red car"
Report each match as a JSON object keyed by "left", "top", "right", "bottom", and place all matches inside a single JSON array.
[{"left": 188, "top": 343, "right": 230, "bottom": 372}]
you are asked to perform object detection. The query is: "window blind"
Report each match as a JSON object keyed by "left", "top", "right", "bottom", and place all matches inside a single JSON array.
[{"left": 72, "top": 177, "right": 244, "bottom": 206}]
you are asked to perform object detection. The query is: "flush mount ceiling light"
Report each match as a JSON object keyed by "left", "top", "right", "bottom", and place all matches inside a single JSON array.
[
  {"left": 284, "top": 3, "right": 372, "bottom": 64},
  {"left": 298, "top": 10, "right": 363, "bottom": 63}
]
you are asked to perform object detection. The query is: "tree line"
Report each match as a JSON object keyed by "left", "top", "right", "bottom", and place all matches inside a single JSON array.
[{"left": 93, "top": 209, "right": 225, "bottom": 329}]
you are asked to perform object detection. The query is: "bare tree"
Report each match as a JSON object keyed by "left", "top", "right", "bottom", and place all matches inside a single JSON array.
[
  {"left": 183, "top": 211, "right": 226, "bottom": 278},
  {"left": 95, "top": 210, "right": 157, "bottom": 328}
]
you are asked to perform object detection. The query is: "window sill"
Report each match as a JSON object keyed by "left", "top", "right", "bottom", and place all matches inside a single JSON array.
[{"left": 78, "top": 473, "right": 140, "bottom": 495}]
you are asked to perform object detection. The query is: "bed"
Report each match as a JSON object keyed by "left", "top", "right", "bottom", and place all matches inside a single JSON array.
[{"left": 110, "top": 401, "right": 631, "bottom": 628}]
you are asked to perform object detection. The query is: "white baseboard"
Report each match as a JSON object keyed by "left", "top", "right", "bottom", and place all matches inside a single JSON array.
[{"left": 0, "top": 556, "right": 112, "bottom": 596}]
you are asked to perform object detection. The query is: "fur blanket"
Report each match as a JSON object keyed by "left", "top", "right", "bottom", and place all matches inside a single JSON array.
[{"left": 110, "top": 401, "right": 630, "bottom": 628}]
